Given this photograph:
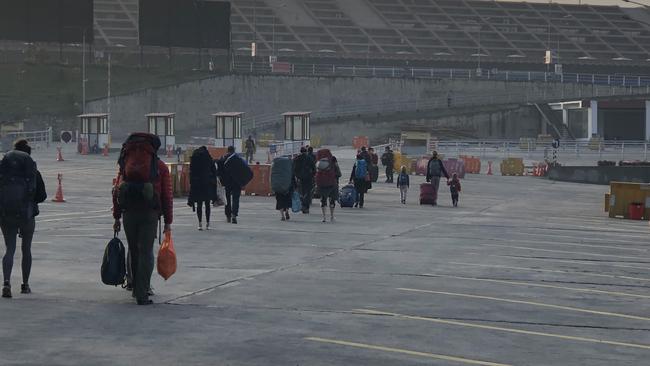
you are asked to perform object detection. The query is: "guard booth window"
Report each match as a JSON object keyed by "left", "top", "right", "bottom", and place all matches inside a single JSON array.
[
  {"left": 148, "top": 118, "right": 156, "bottom": 134},
  {"left": 156, "top": 119, "right": 165, "bottom": 136},
  {"left": 89, "top": 118, "right": 98, "bottom": 134},
  {"left": 99, "top": 118, "right": 108, "bottom": 134},
  {"left": 292, "top": 117, "right": 303, "bottom": 140},
  {"left": 224, "top": 117, "right": 234, "bottom": 138},
  {"left": 81, "top": 120, "right": 89, "bottom": 134},
  {"left": 234, "top": 117, "right": 241, "bottom": 138},
  {"left": 166, "top": 117, "right": 174, "bottom": 136}
]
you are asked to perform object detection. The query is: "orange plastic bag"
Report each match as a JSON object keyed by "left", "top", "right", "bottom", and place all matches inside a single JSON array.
[{"left": 157, "top": 231, "right": 177, "bottom": 280}]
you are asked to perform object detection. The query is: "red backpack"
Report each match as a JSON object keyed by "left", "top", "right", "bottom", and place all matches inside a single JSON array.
[
  {"left": 315, "top": 149, "right": 337, "bottom": 188},
  {"left": 116, "top": 133, "right": 160, "bottom": 210}
]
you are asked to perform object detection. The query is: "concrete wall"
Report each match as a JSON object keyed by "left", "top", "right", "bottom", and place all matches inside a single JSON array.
[
  {"left": 548, "top": 166, "right": 650, "bottom": 185},
  {"left": 307, "top": 104, "right": 541, "bottom": 145},
  {"left": 87, "top": 74, "right": 641, "bottom": 143}
]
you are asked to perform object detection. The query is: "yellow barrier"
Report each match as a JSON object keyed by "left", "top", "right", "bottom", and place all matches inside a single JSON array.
[
  {"left": 166, "top": 162, "right": 190, "bottom": 197},
  {"left": 608, "top": 182, "right": 650, "bottom": 220},
  {"left": 500, "top": 158, "right": 524, "bottom": 176}
]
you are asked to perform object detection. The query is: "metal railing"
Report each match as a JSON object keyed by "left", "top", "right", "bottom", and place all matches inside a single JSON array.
[
  {"left": 233, "top": 60, "right": 650, "bottom": 87},
  {"left": 432, "top": 139, "right": 650, "bottom": 164},
  {"left": 3, "top": 128, "right": 52, "bottom": 150}
]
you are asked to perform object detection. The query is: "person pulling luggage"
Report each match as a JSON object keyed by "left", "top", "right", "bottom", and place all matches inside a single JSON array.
[
  {"left": 425, "top": 151, "right": 449, "bottom": 206},
  {"left": 0, "top": 139, "right": 46, "bottom": 298}
]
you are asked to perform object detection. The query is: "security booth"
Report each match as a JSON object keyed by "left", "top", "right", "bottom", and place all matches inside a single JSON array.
[
  {"left": 146, "top": 113, "right": 175, "bottom": 152},
  {"left": 281, "top": 112, "right": 310, "bottom": 155},
  {"left": 213, "top": 112, "right": 243, "bottom": 151},
  {"left": 400, "top": 130, "right": 432, "bottom": 156},
  {"left": 78, "top": 113, "right": 110, "bottom": 154}
]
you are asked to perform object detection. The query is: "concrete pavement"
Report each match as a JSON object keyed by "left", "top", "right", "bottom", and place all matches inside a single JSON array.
[{"left": 0, "top": 148, "right": 648, "bottom": 366}]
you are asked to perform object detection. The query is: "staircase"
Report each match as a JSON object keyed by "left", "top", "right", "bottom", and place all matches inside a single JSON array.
[{"left": 534, "top": 103, "right": 574, "bottom": 140}]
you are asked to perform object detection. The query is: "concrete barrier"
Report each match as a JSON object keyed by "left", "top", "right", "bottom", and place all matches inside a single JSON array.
[{"left": 548, "top": 166, "right": 650, "bottom": 185}]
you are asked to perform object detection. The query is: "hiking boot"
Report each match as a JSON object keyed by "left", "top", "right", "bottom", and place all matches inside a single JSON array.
[
  {"left": 285, "top": 212, "right": 290, "bottom": 221},
  {"left": 198, "top": 223, "right": 203, "bottom": 231},
  {"left": 2, "top": 284, "right": 11, "bottom": 298},
  {"left": 231, "top": 217, "right": 238, "bottom": 224},
  {"left": 20, "top": 284, "right": 31, "bottom": 294},
  {"left": 205, "top": 223, "right": 210, "bottom": 231},
  {"left": 226, "top": 216, "right": 231, "bottom": 223}
]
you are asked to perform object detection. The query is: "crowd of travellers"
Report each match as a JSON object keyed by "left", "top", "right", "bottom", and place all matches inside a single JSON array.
[{"left": 0, "top": 135, "right": 461, "bottom": 305}]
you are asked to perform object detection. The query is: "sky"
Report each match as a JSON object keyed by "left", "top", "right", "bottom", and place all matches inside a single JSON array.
[{"left": 495, "top": 0, "right": 641, "bottom": 6}]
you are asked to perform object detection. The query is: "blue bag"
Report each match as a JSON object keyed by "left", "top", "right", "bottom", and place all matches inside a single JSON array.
[{"left": 291, "top": 190, "right": 301, "bottom": 213}]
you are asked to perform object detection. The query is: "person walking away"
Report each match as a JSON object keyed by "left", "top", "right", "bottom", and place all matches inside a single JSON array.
[
  {"left": 293, "top": 147, "right": 315, "bottom": 214},
  {"left": 381, "top": 146, "right": 395, "bottom": 183},
  {"left": 425, "top": 151, "right": 449, "bottom": 206},
  {"left": 315, "top": 149, "right": 340, "bottom": 222},
  {"left": 368, "top": 147, "right": 379, "bottom": 183},
  {"left": 350, "top": 155, "right": 370, "bottom": 208},
  {"left": 397, "top": 166, "right": 410, "bottom": 204},
  {"left": 188, "top": 146, "right": 217, "bottom": 231},
  {"left": 272, "top": 157, "right": 295, "bottom": 221},
  {"left": 113, "top": 133, "right": 173, "bottom": 305},
  {"left": 447, "top": 173, "right": 461, "bottom": 207},
  {"left": 0, "top": 139, "right": 46, "bottom": 298},
  {"left": 244, "top": 135, "right": 256, "bottom": 164},
  {"left": 217, "top": 146, "right": 253, "bottom": 224},
  {"left": 358, "top": 147, "right": 372, "bottom": 191}
]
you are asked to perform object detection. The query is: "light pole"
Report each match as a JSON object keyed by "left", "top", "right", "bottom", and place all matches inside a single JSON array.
[
  {"left": 66, "top": 26, "right": 89, "bottom": 114},
  {"left": 272, "top": 3, "right": 287, "bottom": 57}
]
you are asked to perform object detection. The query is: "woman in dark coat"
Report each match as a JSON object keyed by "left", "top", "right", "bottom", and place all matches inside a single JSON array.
[{"left": 188, "top": 146, "right": 217, "bottom": 230}]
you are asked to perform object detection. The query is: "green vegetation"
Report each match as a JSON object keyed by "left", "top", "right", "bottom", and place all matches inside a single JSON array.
[{"left": 0, "top": 63, "right": 213, "bottom": 120}]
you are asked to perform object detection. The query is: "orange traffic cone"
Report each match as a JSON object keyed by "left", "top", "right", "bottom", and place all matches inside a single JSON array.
[
  {"left": 52, "top": 174, "right": 66, "bottom": 203},
  {"left": 167, "top": 145, "right": 173, "bottom": 159},
  {"left": 81, "top": 142, "right": 88, "bottom": 156},
  {"left": 487, "top": 161, "right": 493, "bottom": 175},
  {"left": 56, "top": 146, "right": 64, "bottom": 162}
]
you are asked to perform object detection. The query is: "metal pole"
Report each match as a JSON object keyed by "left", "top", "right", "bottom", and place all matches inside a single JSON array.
[
  {"left": 82, "top": 30, "right": 86, "bottom": 114},
  {"left": 645, "top": 142, "right": 648, "bottom": 161},
  {"left": 107, "top": 52, "right": 111, "bottom": 130}
]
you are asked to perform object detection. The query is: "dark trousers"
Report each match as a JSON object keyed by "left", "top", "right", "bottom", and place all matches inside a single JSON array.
[
  {"left": 245, "top": 151, "right": 254, "bottom": 164},
  {"left": 123, "top": 211, "right": 158, "bottom": 301},
  {"left": 196, "top": 200, "right": 211, "bottom": 223},
  {"left": 385, "top": 166, "right": 394, "bottom": 182},
  {"left": 299, "top": 177, "right": 313, "bottom": 211},
  {"left": 225, "top": 187, "right": 241, "bottom": 218},
  {"left": 1, "top": 218, "right": 35, "bottom": 284},
  {"left": 431, "top": 176, "right": 441, "bottom": 205},
  {"left": 452, "top": 193, "right": 459, "bottom": 205}
]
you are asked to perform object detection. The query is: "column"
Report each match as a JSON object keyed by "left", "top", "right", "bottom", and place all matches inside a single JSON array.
[
  {"left": 645, "top": 101, "right": 650, "bottom": 141},
  {"left": 587, "top": 100, "right": 598, "bottom": 139}
]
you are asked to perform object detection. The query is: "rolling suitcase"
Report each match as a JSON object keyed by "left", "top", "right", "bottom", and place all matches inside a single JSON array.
[
  {"left": 419, "top": 183, "right": 437, "bottom": 205},
  {"left": 339, "top": 184, "right": 357, "bottom": 208}
]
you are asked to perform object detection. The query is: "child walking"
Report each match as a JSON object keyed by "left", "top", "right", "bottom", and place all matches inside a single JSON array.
[
  {"left": 396, "top": 166, "right": 409, "bottom": 204},
  {"left": 447, "top": 172, "right": 461, "bottom": 207}
]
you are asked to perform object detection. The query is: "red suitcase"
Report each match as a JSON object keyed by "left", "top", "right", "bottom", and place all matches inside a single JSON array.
[{"left": 420, "top": 183, "right": 437, "bottom": 205}]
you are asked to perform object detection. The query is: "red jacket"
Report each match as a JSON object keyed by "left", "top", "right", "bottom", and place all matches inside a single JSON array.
[{"left": 112, "top": 159, "right": 173, "bottom": 225}]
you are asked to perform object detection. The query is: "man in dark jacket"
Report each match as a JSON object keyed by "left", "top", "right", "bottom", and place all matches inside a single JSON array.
[
  {"left": 217, "top": 146, "right": 252, "bottom": 224},
  {"left": 1, "top": 139, "right": 46, "bottom": 299},
  {"left": 293, "top": 147, "right": 315, "bottom": 214},
  {"left": 381, "top": 146, "right": 395, "bottom": 183},
  {"left": 425, "top": 151, "right": 449, "bottom": 206},
  {"left": 244, "top": 135, "right": 256, "bottom": 164}
]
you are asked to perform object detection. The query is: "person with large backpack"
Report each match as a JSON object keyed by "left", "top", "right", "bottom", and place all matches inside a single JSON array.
[
  {"left": 293, "top": 147, "right": 316, "bottom": 214},
  {"left": 112, "top": 133, "right": 173, "bottom": 305},
  {"left": 217, "top": 146, "right": 253, "bottom": 225},
  {"left": 425, "top": 151, "right": 450, "bottom": 206},
  {"left": 1, "top": 140, "right": 46, "bottom": 298},
  {"left": 271, "top": 156, "right": 294, "bottom": 221},
  {"left": 188, "top": 146, "right": 217, "bottom": 231},
  {"left": 349, "top": 154, "right": 370, "bottom": 208},
  {"left": 315, "top": 149, "right": 341, "bottom": 222},
  {"left": 381, "top": 146, "right": 395, "bottom": 183}
]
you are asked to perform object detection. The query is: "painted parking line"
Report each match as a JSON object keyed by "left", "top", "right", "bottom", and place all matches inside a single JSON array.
[
  {"left": 448, "top": 261, "right": 650, "bottom": 283},
  {"left": 355, "top": 309, "right": 650, "bottom": 350},
  {"left": 398, "top": 288, "right": 650, "bottom": 322},
  {"left": 422, "top": 273, "right": 650, "bottom": 299},
  {"left": 38, "top": 215, "right": 110, "bottom": 223},
  {"left": 481, "top": 254, "right": 650, "bottom": 271},
  {"left": 305, "top": 337, "right": 511, "bottom": 366},
  {"left": 479, "top": 243, "right": 650, "bottom": 261},
  {"left": 37, "top": 209, "right": 109, "bottom": 219}
]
